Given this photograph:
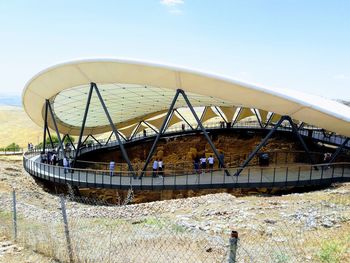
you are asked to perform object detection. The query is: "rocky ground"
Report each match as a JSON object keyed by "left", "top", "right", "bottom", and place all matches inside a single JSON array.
[
  {"left": 0, "top": 155, "right": 349, "bottom": 262},
  {"left": 0, "top": 235, "right": 56, "bottom": 263}
]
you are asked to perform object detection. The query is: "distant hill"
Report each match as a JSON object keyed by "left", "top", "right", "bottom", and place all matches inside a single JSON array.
[
  {"left": 0, "top": 95, "right": 21, "bottom": 106},
  {"left": 0, "top": 105, "right": 42, "bottom": 148}
]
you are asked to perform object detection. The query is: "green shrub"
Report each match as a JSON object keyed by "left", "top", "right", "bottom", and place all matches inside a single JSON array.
[
  {"left": 318, "top": 240, "right": 346, "bottom": 263},
  {"left": 4, "top": 142, "right": 20, "bottom": 151},
  {"left": 273, "top": 252, "right": 290, "bottom": 263}
]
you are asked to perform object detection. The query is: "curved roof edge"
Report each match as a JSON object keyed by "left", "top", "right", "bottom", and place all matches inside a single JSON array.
[{"left": 22, "top": 58, "right": 350, "bottom": 137}]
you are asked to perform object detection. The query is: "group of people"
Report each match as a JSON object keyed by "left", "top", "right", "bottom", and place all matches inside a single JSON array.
[
  {"left": 152, "top": 158, "right": 164, "bottom": 177},
  {"left": 41, "top": 151, "right": 58, "bottom": 165},
  {"left": 193, "top": 153, "right": 225, "bottom": 174},
  {"left": 194, "top": 155, "right": 214, "bottom": 174},
  {"left": 40, "top": 150, "right": 72, "bottom": 174}
]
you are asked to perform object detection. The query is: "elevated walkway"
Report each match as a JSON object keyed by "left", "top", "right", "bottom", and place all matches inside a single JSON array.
[
  {"left": 23, "top": 124, "right": 350, "bottom": 191},
  {"left": 24, "top": 153, "right": 350, "bottom": 190}
]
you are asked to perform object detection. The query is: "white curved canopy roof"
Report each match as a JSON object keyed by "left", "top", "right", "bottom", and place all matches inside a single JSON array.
[{"left": 22, "top": 58, "right": 350, "bottom": 137}]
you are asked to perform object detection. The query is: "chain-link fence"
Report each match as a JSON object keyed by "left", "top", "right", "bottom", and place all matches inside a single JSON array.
[{"left": 0, "top": 188, "right": 349, "bottom": 262}]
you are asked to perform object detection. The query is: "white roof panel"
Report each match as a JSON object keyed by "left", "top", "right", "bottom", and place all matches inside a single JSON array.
[{"left": 22, "top": 58, "right": 350, "bottom": 136}]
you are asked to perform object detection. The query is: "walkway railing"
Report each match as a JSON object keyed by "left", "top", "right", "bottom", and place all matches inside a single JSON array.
[
  {"left": 23, "top": 151, "right": 350, "bottom": 190},
  {"left": 73, "top": 151, "right": 339, "bottom": 173},
  {"left": 76, "top": 122, "right": 350, "bottom": 157},
  {"left": 33, "top": 121, "right": 350, "bottom": 161},
  {"left": 0, "top": 148, "right": 24, "bottom": 155},
  {"left": 23, "top": 120, "right": 350, "bottom": 190}
]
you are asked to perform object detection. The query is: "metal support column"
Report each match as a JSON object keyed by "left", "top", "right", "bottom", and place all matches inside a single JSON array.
[
  {"left": 42, "top": 100, "right": 49, "bottom": 152},
  {"left": 196, "top": 107, "right": 208, "bottom": 129},
  {"left": 235, "top": 116, "right": 287, "bottom": 176},
  {"left": 140, "top": 90, "right": 181, "bottom": 178},
  {"left": 264, "top": 113, "right": 274, "bottom": 128},
  {"left": 56, "top": 134, "right": 67, "bottom": 154},
  {"left": 286, "top": 116, "right": 316, "bottom": 166},
  {"left": 329, "top": 138, "right": 349, "bottom": 164},
  {"left": 47, "top": 100, "right": 66, "bottom": 159},
  {"left": 253, "top": 109, "right": 263, "bottom": 128},
  {"left": 73, "top": 84, "right": 94, "bottom": 166},
  {"left": 105, "top": 132, "right": 114, "bottom": 145},
  {"left": 129, "top": 122, "right": 142, "bottom": 141},
  {"left": 214, "top": 106, "right": 228, "bottom": 124},
  {"left": 298, "top": 122, "right": 305, "bottom": 130},
  {"left": 66, "top": 135, "right": 76, "bottom": 151},
  {"left": 232, "top": 108, "right": 243, "bottom": 126},
  {"left": 116, "top": 130, "right": 127, "bottom": 141},
  {"left": 82, "top": 135, "right": 91, "bottom": 145},
  {"left": 163, "top": 109, "right": 176, "bottom": 132},
  {"left": 89, "top": 134, "right": 102, "bottom": 146},
  {"left": 175, "top": 109, "right": 194, "bottom": 130},
  {"left": 180, "top": 90, "right": 230, "bottom": 176},
  {"left": 46, "top": 127, "right": 55, "bottom": 149},
  {"left": 92, "top": 83, "right": 135, "bottom": 176},
  {"left": 142, "top": 121, "right": 159, "bottom": 134}
]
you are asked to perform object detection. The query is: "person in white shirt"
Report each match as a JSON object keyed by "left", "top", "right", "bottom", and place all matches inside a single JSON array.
[
  {"left": 208, "top": 155, "right": 214, "bottom": 171},
  {"left": 63, "top": 157, "right": 69, "bottom": 174},
  {"left": 152, "top": 159, "right": 158, "bottom": 177},
  {"left": 109, "top": 160, "right": 115, "bottom": 176},
  {"left": 200, "top": 156, "right": 207, "bottom": 173},
  {"left": 158, "top": 159, "right": 163, "bottom": 177}
]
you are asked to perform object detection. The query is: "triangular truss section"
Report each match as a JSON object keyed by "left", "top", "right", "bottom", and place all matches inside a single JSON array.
[
  {"left": 258, "top": 109, "right": 269, "bottom": 124},
  {"left": 235, "top": 108, "right": 255, "bottom": 123},
  {"left": 219, "top": 106, "right": 238, "bottom": 123},
  {"left": 201, "top": 106, "right": 219, "bottom": 123},
  {"left": 120, "top": 123, "right": 139, "bottom": 138}
]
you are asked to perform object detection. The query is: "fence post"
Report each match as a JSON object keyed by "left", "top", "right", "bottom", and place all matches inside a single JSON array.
[
  {"left": 228, "top": 230, "right": 238, "bottom": 263},
  {"left": 12, "top": 190, "right": 17, "bottom": 241},
  {"left": 60, "top": 195, "right": 74, "bottom": 263}
]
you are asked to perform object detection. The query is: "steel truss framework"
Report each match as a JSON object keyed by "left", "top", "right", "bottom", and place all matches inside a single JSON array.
[
  {"left": 139, "top": 89, "right": 230, "bottom": 177},
  {"left": 235, "top": 115, "right": 317, "bottom": 176},
  {"left": 41, "top": 85, "right": 349, "bottom": 179}
]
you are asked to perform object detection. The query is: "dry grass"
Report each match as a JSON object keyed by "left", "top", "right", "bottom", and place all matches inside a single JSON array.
[{"left": 0, "top": 106, "right": 42, "bottom": 148}]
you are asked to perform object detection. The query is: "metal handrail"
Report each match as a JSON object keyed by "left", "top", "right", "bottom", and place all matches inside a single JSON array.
[
  {"left": 23, "top": 151, "right": 350, "bottom": 191},
  {"left": 31, "top": 121, "right": 350, "bottom": 158},
  {"left": 76, "top": 123, "right": 350, "bottom": 156}
]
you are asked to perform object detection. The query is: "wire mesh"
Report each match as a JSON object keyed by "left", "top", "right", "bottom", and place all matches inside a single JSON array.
[{"left": 0, "top": 187, "right": 349, "bottom": 262}]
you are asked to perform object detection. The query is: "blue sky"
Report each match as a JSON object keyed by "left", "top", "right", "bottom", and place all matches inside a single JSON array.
[{"left": 0, "top": 0, "right": 349, "bottom": 101}]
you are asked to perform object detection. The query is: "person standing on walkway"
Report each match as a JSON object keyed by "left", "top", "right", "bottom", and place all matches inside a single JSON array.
[
  {"left": 208, "top": 155, "right": 214, "bottom": 171},
  {"left": 63, "top": 157, "right": 69, "bottom": 174},
  {"left": 109, "top": 160, "right": 115, "bottom": 176},
  {"left": 51, "top": 152, "right": 57, "bottom": 166},
  {"left": 47, "top": 151, "right": 52, "bottom": 165},
  {"left": 218, "top": 152, "right": 225, "bottom": 168},
  {"left": 200, "top": 155, "right": 207, "bottom": 174},
  {"left": 152, "top": 159, "right": 158, "bottom": 177},
  {"left": 194, "top": 156, "right": 200, "bottom": 174},
  {"left": 158, "top": 158, "right": 163, "bottom": 178}
]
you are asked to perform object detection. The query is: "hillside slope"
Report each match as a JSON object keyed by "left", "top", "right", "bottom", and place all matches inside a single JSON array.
[{"left": 0, "top": 106, "right": 42, "bottom": 148}]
